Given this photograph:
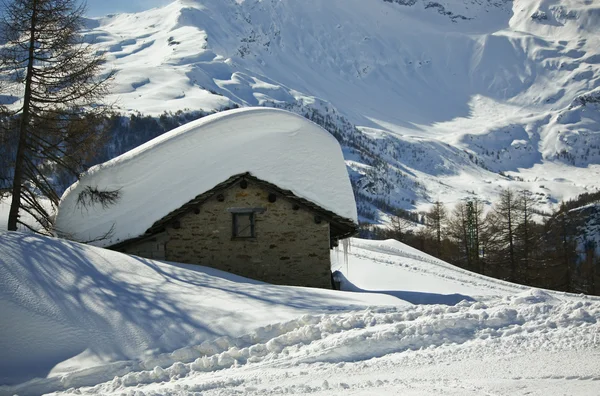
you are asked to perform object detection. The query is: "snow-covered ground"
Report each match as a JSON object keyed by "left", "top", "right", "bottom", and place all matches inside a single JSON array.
[
  {"left": 333, "top": 239, "right": 524, "bottom": 300},
  {"left": 1, "top": 233, "right": 599, "bottom": 395}
]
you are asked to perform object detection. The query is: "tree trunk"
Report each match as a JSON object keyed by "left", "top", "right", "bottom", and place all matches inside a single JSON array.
[
  {"left": 507, "top": 200, "right": 515, "bottom": 282},
  {"left": 7, "top": 0, "right": 38, "bottom": 231}
]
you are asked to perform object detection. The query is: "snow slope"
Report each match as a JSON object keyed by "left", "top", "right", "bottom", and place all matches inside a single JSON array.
[
  {"left": 76, "top": 0, "right": 600, "bottom": 217},
  {"left": 1, "top": 233, "right": 599, "bottom": 395},
  {"left": 333, "top": 238, "right": 525, "bottom": 301},
  {"left": 55, "top": 107, "right": 356, "bottom": 246},
  {"left": 0, "top": 232, "right": 399, "bottom": 393}
]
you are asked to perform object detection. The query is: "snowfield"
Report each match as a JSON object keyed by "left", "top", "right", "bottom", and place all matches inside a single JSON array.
[
  {"left": 1, "top": 233, "right": 599, "bottom": 395},
  {"left": 0, "top": 233, "right": 396, "bottom": 392}
]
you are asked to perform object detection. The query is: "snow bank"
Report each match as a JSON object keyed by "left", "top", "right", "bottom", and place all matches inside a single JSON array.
[
  {"left": 2, "top": 233, "right": 599, "bottom": 395},
  {"left": 55, "top": 107, "right": 356, "bottom": 246},
  {"left": 0, "top": 232, "right": 398, "bottom": 391},
  {"left": 20, "top": 282, "right": 600, "bottom": 395},
  {"left": 50, "top": 295, "right": 600, "bottom": 395}
]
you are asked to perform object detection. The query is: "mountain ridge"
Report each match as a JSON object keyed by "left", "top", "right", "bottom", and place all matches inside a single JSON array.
[{"left": 80, "top": 0, "right": 600, "bottom": 219}]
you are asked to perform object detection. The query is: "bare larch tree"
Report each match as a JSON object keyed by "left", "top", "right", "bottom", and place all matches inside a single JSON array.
[
  {"left": 1, "top": 0, "right": 113, "bottom": 232},
  {"left": 426, "top": 200, "right": 447, "bottom": 257}
]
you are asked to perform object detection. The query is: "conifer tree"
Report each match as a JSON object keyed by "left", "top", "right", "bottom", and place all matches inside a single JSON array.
[
  {"left": 515, "top": 190, "right": 537, "bottom": 282},
  {"left": 448, "top": 198, "right": 485, "bottom": 272},
  {"left": 493, "top": 188, "right": 518, "bottom": 281},
  {"left": 389, "top": 209, "right": 413, "bottom": 242},
  {"left": 1, "top": 0, "right": 113, "bottom": 232},
  {"left": 426, "top": 200, "right": 447, "bottom": 257}
]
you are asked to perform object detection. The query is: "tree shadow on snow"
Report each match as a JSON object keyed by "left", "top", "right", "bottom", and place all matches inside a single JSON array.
[
  {"left": 0, "top": 233, "right": 381, "bottom": 392},
  {"left": 0, "top": 233, "right": 221, "bottom": 386}
]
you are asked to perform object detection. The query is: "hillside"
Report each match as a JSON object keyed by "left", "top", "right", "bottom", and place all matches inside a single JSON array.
[
  {"left": 71, "top": 0, "right": 600, "bottom": 219},
  {"left": 1, "top": 233, "right": 599, "bottom": 395}
]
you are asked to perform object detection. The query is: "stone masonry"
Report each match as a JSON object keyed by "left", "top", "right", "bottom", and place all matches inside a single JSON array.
[
  {"left": 121, "top": 232, "right": 168, "bottom": 261},
  {"left": 122, "top": 180, "right": 332, "bottom": 288}
]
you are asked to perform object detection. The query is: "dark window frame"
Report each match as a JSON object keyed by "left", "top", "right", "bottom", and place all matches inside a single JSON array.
[{"left": 232, "top": 212, "right": 256, "bottom": 239}]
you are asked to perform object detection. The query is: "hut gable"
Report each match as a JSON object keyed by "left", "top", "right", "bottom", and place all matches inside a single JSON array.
[{"left": 117, "top": 174, "right": 351, "bottom": 288}]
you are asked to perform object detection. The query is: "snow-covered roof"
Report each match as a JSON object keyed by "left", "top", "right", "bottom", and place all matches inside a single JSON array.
[{"left": 55, "top": 107, "right": 357, "bottom": 246}]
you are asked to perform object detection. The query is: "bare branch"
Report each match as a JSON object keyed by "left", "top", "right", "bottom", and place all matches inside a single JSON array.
[{"left": 75, "top": 185, "right": 120, "bottom": 210}]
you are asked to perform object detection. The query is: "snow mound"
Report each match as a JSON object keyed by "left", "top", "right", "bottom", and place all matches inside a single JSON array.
[
  {"left": 0, "top": 232, "right": 399, "bottom": 391},
  {"left": 511, "top": 289, "right": 560, "bottom": 305},
  {"left": 55, "top": 107, "right": 356, "bottom": 246},
  {"left": 2, "top": 233, "right": 599, "bottom": 395}
]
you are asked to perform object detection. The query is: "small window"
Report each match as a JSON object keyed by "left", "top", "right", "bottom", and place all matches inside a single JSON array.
[{"left": 232, "top": 212, "right": 255, "bottom": 238}]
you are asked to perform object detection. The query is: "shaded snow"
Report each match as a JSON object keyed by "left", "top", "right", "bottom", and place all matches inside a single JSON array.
[
  {"left": 55, "top": 107, "right": 356, "bottom": 246},
  {"left": 1, "top": 233, "right": 599, "bottom": 395},
  {"left": 0, "top": 232, "right": 398, "bottom": 392}
]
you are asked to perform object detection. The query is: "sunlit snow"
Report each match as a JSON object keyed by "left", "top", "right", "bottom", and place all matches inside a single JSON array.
[
  {"left": 74, "top": 0, "right": 600, "bottom": 215},
  {"left": 1, "top": 233, "right": 599, "bottom": 395}
]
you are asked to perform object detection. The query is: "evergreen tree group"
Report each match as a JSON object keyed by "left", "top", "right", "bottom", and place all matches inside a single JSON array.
[{"left": 362, "top": 189, "right": 600, "bottom": 296}]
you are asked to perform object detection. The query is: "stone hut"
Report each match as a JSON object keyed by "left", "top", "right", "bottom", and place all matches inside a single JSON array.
[
  {"left": 56, "top": 107, "right": 358, "bottom": 288},
  {"left": 111, "top": 173, "right": 356, "bottom": 288}
]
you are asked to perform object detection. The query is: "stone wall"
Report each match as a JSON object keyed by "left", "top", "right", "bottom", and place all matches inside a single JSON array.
[
  {"left": 122, "top": 181, "right": 332, "bottom": 288},
  {"left": 122, "top": 232, "right": 168, "bottom": 260}
]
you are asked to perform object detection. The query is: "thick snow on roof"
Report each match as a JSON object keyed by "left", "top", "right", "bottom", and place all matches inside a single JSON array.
[{"left": 56, "top": 107, "right": 357, "bottom": 246}]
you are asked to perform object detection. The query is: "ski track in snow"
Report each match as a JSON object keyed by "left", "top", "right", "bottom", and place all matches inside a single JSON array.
[
  {"left": 343, "top": 239, "right": 528, "bottom": 297},
  {"left": 49, "top": 289, "right": 600, "bottom": 396}
]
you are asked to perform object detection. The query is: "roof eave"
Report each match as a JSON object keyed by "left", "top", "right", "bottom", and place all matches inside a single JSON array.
[{"left": 109, "top": 173, "right": 357, "bottom": 249}]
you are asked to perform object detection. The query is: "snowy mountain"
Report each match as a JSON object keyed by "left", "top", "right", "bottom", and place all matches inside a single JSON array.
[
  {"left": 1, "top": 232, "right": 599, "bottom": 395},
  {"left": 79, "top": 0, "right": 600, "bottom": 218}
]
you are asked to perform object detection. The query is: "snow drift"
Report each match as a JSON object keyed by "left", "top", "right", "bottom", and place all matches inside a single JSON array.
[
  {"left": 1, "top": 233, "right": 599, "bottom": 395},
  {"left": 0, "top": 232, "right": 397, "bottom": 390},
  {"left": 55, "top": 107, "right": 356, "bottom": 246}
]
